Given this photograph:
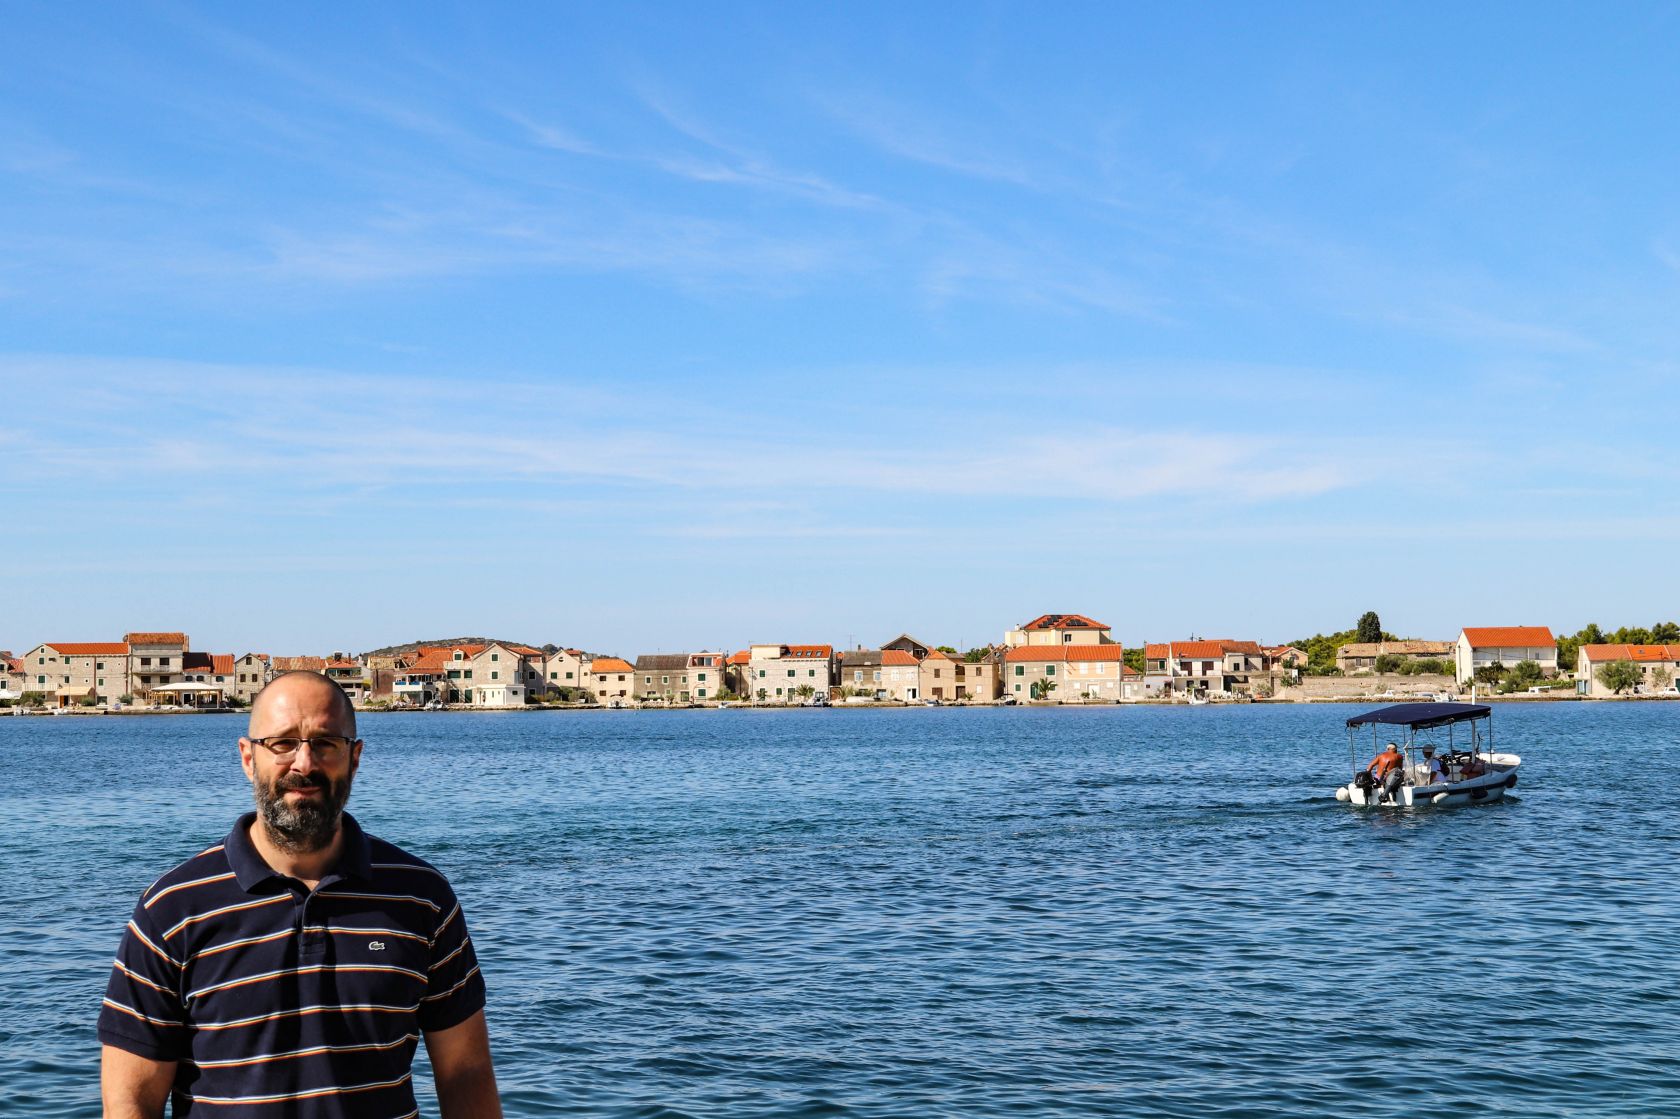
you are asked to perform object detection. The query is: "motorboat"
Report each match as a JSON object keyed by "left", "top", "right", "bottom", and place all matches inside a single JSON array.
[
  {"left": 1186, "top": 692, "right": 1210, "bottom": 706},
  {"left": 1335, "top": 702, "right": 1520, "bottom": 807}
]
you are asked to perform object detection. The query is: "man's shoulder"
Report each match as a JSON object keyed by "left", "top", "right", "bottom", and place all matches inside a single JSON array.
[
  {"left": 362, "top": 832, "right": 465, "bottom": 901},
  {"left": 135, "top": 838, "right": 237, "bottom": 912}
]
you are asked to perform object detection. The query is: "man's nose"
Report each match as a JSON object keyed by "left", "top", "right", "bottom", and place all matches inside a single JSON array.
[{"left": 288, "top": 742, "right": 323, "bottom": 773}]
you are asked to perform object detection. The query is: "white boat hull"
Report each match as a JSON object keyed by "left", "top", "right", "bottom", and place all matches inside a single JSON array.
[{"left": 1339, "top": 753, "right": 1521, "bottom": 807}]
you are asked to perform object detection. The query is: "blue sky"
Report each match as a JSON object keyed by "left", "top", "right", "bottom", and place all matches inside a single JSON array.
[{"left": 4, "top": 2, "right": 1678, "bottom": 657}]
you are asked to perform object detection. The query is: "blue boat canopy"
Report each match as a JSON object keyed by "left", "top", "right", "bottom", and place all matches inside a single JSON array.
[{"left": 1346, "top": 702, "right": 1491, "bottom": 729}]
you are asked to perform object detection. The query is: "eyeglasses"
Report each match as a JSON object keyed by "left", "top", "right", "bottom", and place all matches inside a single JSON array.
[{"left": 249, "top": 735, "right": 355, "bottom": 763}]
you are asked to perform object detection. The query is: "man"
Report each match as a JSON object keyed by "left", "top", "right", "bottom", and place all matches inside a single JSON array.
[
  {"left": 1366, "top": 740, "right": 1406, "bottom": 804},
  {"left": 99, "top": 671, "right": 501, "bottom": 1118},
  {"left": 1419, "top": 744, "right": 1449, "bottom": 787}
]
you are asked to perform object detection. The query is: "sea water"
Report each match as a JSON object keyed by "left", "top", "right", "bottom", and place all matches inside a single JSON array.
[{"left": 3, "top": 703, "right": 1676, "bottom": 1117}]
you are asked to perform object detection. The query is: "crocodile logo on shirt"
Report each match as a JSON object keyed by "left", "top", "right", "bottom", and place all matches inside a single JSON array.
[{"left": 369, "top": 940, "right": 386, "bottom": 951}]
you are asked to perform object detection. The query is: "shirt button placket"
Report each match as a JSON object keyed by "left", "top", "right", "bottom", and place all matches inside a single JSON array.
[{"left": 297, "top": 885, "right": 327, "bottom": 962}]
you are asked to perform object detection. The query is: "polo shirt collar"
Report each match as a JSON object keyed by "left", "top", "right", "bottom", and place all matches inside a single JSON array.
[{"left": 226, "top": 809, "right": 375, "bottom": 891}]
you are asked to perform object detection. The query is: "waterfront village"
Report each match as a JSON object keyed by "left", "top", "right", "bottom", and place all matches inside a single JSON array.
[{"left": 4, "top": 614, "right": 1678, "bottom": 714}]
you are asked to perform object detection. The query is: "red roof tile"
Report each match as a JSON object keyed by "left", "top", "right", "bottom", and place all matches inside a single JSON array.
[
  {"left": 1005, "top": 645, "right": 1128, "bottom": 662},
  {"left": 1170, "top": 641, "right": 1228, "bottom": 659},
  {"left": 1020, "top": 613, "right": 1109, "bottom": 631},
  {"left": 881, "top": 650, "right": 919, "bottom": 666},
  {"left": 1144, "top": 643, "right": 1170, "bottom": 660},
  {"left": 45, "top": 642, "right": 130, "bottom": 656},
  {"left": 125, "top": 632, "right": 187, "bottom": 646},
  {"left": 271, "top": 655, "right": 327, "bottom": 672},
  {"left": 1461, "top": 627, "right": 1555, "bottom": 648},
  {"left": 591, "top": 657, "right": 633, "bottom": 673},
  {"left": 1580, "top": 643, "right": 1680, "bottom": 663},
  {"left": 727, "top": 650, "right": 751, "bottom": 665}
]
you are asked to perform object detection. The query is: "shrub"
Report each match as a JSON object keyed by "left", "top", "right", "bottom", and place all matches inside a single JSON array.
[
  {"left": 1375, "top": 654, "right": 1402, "bottom": 674},
  {"left": 20, "top": 691, "right": 46, "bottom": 707},
  {"left": 78, "top": 697, "right": 98, "bottom": 707}
]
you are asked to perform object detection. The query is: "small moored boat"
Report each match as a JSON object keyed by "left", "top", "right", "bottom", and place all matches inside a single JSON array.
[{"left": 1335, "top": 702, "right": 1520, "bottom": 807}]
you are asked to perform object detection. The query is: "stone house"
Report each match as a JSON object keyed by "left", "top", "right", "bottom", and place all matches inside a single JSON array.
[
  {"left": 543, "top": 649, "right": 590, "bottom": 696},
  {"left": 1005, "top": 644, "right": 1128, "bottom": 701},
  {"left": 1003, "top": 614, "right": 1116, "bottom": 648},
  {"left": 233, "top": 653, "right": 270, "bottom": 704},
  {"left": 589, "top": 656, "right": 634, "bottom": 704},
  {"left": 125, "top": 632, "right": 189, "bottom": 698},
  {"left": 1336, "top": 640, "right": 1455, "bottom": 674},
  {"left": 1575, "top": 643, "right": 1680, "bottom": 696},
  {"left": 22, "top": 641, "right": 129, "bottom": 706},
  {"left": 745, "top": 644, "right": 834, "bottom": 703}
]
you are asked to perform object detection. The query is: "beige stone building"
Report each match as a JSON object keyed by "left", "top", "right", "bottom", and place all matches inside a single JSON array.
[
  {"left": 589, "top": 656, "right": 634, "bottom": 704},
  {"left": 1336, "top": 640, "right": 1455, "bottom": 674},
  {"left": 1455, "top": 627, "right": 1557, "bottom": 683},
  {"left": 1576, "top": 643, "right": 1680, "bottom": 696},
  {"left": 1143, "top": 640, "right": 1278, "bottom": 697},
  {"left": 465, "top": 643, "right": 544, "bottom": 706},
  {"left": 22, "top": 641, "right": 129, "bottom": 706},
  {"left": 1004, "top": 614, "right": 1116, "bottom": 648},
  {"left": 543, "top": 649, "right": 590, "bottom": 695},
  {"left": 1005, "top": 645, "right": 1128, "bottom": 701},
  {"left": 233, "top": 653, "right": 271, "bottom": 704},
  {"left": 1, "top": 653, "right": 24, "bottom": 700},
  {"left": 745, "top": 644, "right": 834, "bottom": 703},
  {"left": 631, "top": 651, "right": 727, "bottom": 702},
  {"left": 126, "top": 632, "right": 189, "bottom": 697}
]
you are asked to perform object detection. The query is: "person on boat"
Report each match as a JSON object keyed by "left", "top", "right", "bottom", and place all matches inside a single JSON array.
[
  {"left": 1366, "top": 741, "right": 1406, "bottom": 803},
  {"left": 1419, "top": 744, "right": 1448, "bottom": 786}
]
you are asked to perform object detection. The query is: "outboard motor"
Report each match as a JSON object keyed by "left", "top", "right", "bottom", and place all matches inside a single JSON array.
[{"left": 1353, "top": 771, "right": 1375, "bottom": 792}]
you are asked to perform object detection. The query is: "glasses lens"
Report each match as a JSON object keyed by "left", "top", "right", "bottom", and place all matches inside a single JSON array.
[{"left": 261, "top": 736, "right": 347, "bottom": 760}]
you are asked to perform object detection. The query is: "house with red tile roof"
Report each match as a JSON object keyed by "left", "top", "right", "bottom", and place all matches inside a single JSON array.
[
  {"left": 1455, "top": 627, "right": 1557, "bottom": 684},
  {"left": 1142, "top": 639, "right": 1280, "bottom": 698},
  {"left": 391, "top": 645, "right": 486, "bottom": 705},
  {"left": 465, "top": 643, "right": 545, "bottom": 707},
  {"left": 23, "top": 641, "right": 130, "bottom": 706},
  {"left": 1004, "top": 614, "right": 1116, "bottom": 648},
  {"left": 1005, "top": 644, "right": 1129, "bottom": 701},
  {"left": 589, "top": 656, "right": 635, "bottom": 704},
  {"left": 745, "top": 643, "right": 835, "bottom": 704},
  {"left": 1575, "top": 643, "right": 1680, "bottom": 696},
  {"left": 2, "top": 652, "right": 27, "bottom": 699}
]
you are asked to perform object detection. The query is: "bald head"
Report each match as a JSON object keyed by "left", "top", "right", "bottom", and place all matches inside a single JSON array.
[{"left": 250, "top": 671, "right": 358, "bottom": 739}]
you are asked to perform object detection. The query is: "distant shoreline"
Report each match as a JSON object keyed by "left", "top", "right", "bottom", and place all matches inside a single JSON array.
[{"left": 7, "top": 692, "right": 1678, "bottom": 716}]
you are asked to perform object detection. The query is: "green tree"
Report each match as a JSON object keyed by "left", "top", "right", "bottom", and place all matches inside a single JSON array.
[
  {"left": 1596, "top": 660, "right": 1641, "bottom": 695},
  {"left": 1123, "top": 647, "right": 1145, "bottom": 673},
  {"left": 1356, "top": 611, "right": 1383, "bottom": 644},
  {"left": 1651, "top": 667, "right": 1673, "bottom": 690},
  {"left": 962, "top": 648, "right": 991, "bottom": 664},
  {"left": 755, "top": 688, "right": 768, "bottom": 703},
  {"left": 936, "top": 646, "right": 958, "bottom": 656},
  {"left": 794, "top": 684, "right": 816, "bottom": 701},
  {"left": 20, "top": 691, "right": 46, "bottom": 706},
  {"left": 1473, "top": 662, "right": 1507, "bottom": 686},
  {"left": 1031, "top": 677, "right": 1058, "bottom": 701},
  {"left": 1651, "top": 621, "right": 1680, "bottom": 643},
  {"left": 1509, "top": 660, "right": 1544, "bottom": 688},
  {"left": 1374, "top": 653, "right": 1402, "bottom": 674}
]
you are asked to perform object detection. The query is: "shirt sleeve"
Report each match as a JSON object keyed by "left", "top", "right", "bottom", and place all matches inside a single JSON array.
[
  {"left": 97, "top": 895, "right": 189, "bottom": 1061},
  {"left": 419, "top": 885, "right": 486, "bottom": 1033}
]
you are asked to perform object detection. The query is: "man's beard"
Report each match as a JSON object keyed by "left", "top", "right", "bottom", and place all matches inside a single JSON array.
[{"left": 253, "top": 769, "right": 353, "bottom": 853}]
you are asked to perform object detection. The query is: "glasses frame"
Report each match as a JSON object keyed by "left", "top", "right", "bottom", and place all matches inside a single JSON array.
[{"left": 248, "top": 735, "right": 358, "bottom": 763}]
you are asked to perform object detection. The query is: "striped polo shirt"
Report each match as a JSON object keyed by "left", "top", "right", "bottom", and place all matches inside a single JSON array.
[{"left": 98, "top": 811, "right": 485, "bottom": 1117}]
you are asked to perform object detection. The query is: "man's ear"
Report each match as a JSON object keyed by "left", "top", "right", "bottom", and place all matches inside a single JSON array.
[
  {"left": 238, "top": 737, "right": 257, "bottom": 781},
  {"left": 350, "top": 739, "right": 363, "bottom": 774}
]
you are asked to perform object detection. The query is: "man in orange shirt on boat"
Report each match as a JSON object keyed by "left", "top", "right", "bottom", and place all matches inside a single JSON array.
[{"left": 1366, "top": 741, "right": 1406, "bottom": 804}]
